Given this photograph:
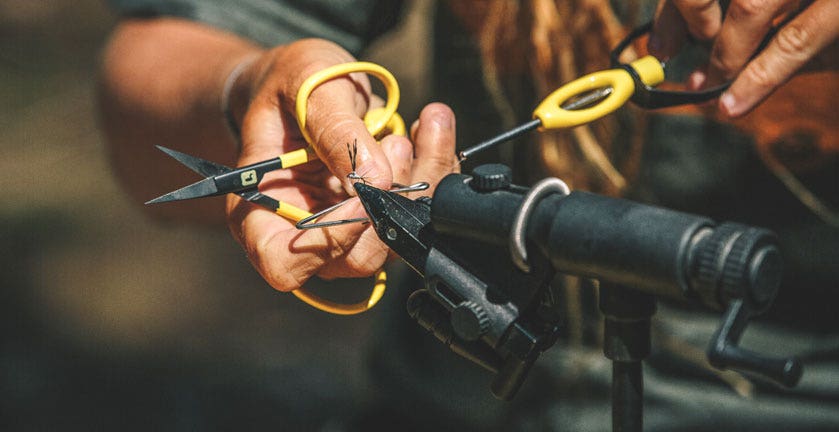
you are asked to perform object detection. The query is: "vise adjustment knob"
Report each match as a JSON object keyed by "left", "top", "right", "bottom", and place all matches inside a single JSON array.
[{"left": 451, "top": 301, "right": 490, "bottom": 341}]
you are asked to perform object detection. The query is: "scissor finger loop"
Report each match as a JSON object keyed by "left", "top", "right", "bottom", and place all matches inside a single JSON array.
[
  {"left": 296, "top": 61, "right": 402, "bottom": 145},
  {"left": 533, "top": 56, "right": 664, "bottom": 130}
]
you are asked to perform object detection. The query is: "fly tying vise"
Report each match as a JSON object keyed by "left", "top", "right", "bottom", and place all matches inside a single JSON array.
[
  {"left": 146, "top": 22, "right": 755, "bottom": 315},
  {"left": 147, "top": 61, "right": 419, "bottom": 315}
]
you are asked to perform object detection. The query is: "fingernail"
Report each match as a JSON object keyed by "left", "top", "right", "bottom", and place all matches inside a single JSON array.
[
  {"left": 688, "top": 70, "right": 707, "bottom": 90},
  {"left": 720, "top": 92, "right": 739, "bottom": 117}
]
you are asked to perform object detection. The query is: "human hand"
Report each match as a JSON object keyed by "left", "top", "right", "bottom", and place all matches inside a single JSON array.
[
  {"left": 649, "top": 0, "right": 838, "bottom": 117},
  {"left": 224, "top": 39, "right": 456, "bottom": 291}
]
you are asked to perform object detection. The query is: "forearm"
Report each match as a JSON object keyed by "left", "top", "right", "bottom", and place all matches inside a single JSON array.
[{"left": 98, "top": 17, "right": 263, "bottom": 223}]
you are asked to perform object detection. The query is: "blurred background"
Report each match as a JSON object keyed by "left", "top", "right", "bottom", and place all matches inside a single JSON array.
[{"left": 1, "top": 1, "right": 435, "bottom": 429}]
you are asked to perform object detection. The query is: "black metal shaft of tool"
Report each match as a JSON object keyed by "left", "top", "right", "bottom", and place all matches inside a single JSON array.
[
  {"left": 458, "top": 119, "right": 542, "bottom": 160},
  {"left": 458, "top": 87, "right": 614, "bottom": 160},
  {"left": 599, "top": 284, "right": 656, "bottom": 432}
]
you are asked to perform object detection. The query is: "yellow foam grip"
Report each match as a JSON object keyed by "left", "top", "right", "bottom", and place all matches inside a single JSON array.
[
  {"left": 533, "top": 55, "right": 664, "bottom": 130},
  {"left": 277, "top": 147, "right": 316, "bottom": 170},
  {"left": 275, "top": 201, "right": 313, "bottom": 222}
]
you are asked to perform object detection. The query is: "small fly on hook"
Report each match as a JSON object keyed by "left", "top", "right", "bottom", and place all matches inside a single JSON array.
[
  {"left": 295, "top": 138, "right": 430, "bottom": 230},
  {"left": 346, "top": 139, "right": 368, "bottom": 184}
]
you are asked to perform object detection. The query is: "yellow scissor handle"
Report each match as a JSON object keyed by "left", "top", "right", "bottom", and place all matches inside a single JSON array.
[
  {"left": 291, "top": 271, "right": 388, "bottom": 315},
  {"left": 295, "top": 61, "right": 402, "bottom": 144},
  {"left": 267, "top": 198, "right": 387, "bottom": 315},
  {"left": 364, "top": 107, "right": 406, "bottom": 138},
  {"left": 533, "top": 55, "right": 665, "bottom": 130},
  {"left": 285, "top": 61, "right": 402, "bottom": 315}
]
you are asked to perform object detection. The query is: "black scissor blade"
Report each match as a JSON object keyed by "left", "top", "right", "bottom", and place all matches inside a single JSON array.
[
  {"left": 145, "top": 177, "right": 221, "bottom": 204},
  {"left": 156, "top": 145, "right": 232, "bottom": 177},
  {"left": 354, "top": 183, "right": 433, "bottom": 275},
  {"left": 146, "top": 146, "right": 235, "bottom": 204}
]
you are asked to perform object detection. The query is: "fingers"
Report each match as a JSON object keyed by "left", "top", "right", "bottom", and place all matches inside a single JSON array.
[
  {"left": 650, "top": 1, "right": 690, "bottom": 59},
  {"left": 650, "top": 0, "right": 722, "bottom": 59},
  {"left": 251, "top": 39, "right": 393, "bottom": 193},
  {"left": 651, "top": 0, "right": 837, "bottom": 117},
  {"left": 282, "top": 43, "right": 392, "bottom": 192},
  {"left": 225, "top": 38, "right": 399, "bottom": 292},
  {"left": 228, "top": 192, "right": 385, "bottom": 290},
  {"left": 304, "top": 85, "right": 394, "bottom": 192},
  {"left": 675, "top": 0, "right": 722, "bottom": 41},
  {"left": 381, "top": 134, "right": 414, "bottom": 186},
  {"left": 315, "top": 127, "right": 424, "bottom": 280},
  {"left": 292, "top": 139, "right": 413, "bottom": 281},
  {"left": 409, "top": 103, "right": 458, "bottom": 194},
  {"left": 225, "top": 44, "right": 458, "bottom": 292},
  {"left": 719, "top": 0, "right": 839, "bottom": 116},
  {"left": 705, "top": 0, "right": 788, "bottom": 86},
  {"left": 226, "top": 131, "right": 376, "bottom": 291},
  {"left": 320, "top": 104, "right": 458, "bottom": 278},
  {"left": 227, "top": 128, "right": 387, "bottom": 292}
]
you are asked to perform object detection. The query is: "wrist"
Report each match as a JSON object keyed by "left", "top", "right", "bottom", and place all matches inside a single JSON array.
[{"left": 220, "top": 52, "right": 262, "bottom": 146}]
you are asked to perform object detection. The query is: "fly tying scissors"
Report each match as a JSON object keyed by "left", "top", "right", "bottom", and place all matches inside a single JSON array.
[
  {"left": 148, "top": 62, "right": 404, "bottom": 217},
  {"left": 147, "top": 61, "right": 408, "bottom": 315}
]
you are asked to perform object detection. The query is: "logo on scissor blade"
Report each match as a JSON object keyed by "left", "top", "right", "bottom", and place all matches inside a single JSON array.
[{"left": 241, "top": 169, "right": 258, "bottom": 186}]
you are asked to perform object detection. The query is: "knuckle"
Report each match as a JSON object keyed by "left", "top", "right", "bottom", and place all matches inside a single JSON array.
[
  {"left": 299, "top": 59, "right": 341, "bottom": 82},
  {"left": 344, "top": 255, "right": 378, "bottom": 276},
  {"left": 672, "top": 0, "right": 721, "bottom": 40},
  {"left": 740, "top": 58, "right": 776, "bottom": 90},
  {"left": 683, "top": 0, "right": 719, "bottom": 19},
  {"left": 710, "top": 53, "right": 741, "bottom": 80},
  {"left": 275, "top": 269, "right": 307, "bottom": 292},
  {"left": 250, "top": 231, "right": 304, "bottom": 291},
  {"left": 270, "top": 259, "right": 312, "bottom": 293},
  {"left": 267, "top": 266, "right": 306, "bottom": 292},
  {"left": 691, "top": 24, "right": 718, "bottom": 42},
  {"left": 330, "top": 232, "right": 355, "bottom": 260},
  {"left": 344, "top": 240, "right": 387, "bottom": 275},
  {"left": 774, "top": 23, "right": 812, "bottom": 58},
  {"left": 283, "top": 60, "right": 339, "bottom": 101},
  {"left": 273, "top": 43, "right": 360, "bottom": 104},
  {"left": 317, "top": 117, "right": 362, "bottom": 161},
  {"left": 728, "top": 0, "right": 768, "bottom": 18}
]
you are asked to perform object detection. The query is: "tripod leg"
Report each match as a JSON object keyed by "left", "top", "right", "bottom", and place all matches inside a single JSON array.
[
  {"left": 600, "top": 284, "right": 656, "bottom": 432},
  {"left": 612, "top": 360, "right": 643, "bottom": 432}
]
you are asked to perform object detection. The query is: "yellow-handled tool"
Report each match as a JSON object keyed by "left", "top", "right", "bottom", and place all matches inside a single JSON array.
[
  {"left": 148, "top": 62, "right": 407, "bottom": 315},
  {"left": 459, "top": 21, "right": 736, "bottom": 161},
  {"left": 532, "top": 56, "right": 664, "bottom": 130},
  {"left": 459, "top": 55, "right": 665, "bottom": 160}
]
